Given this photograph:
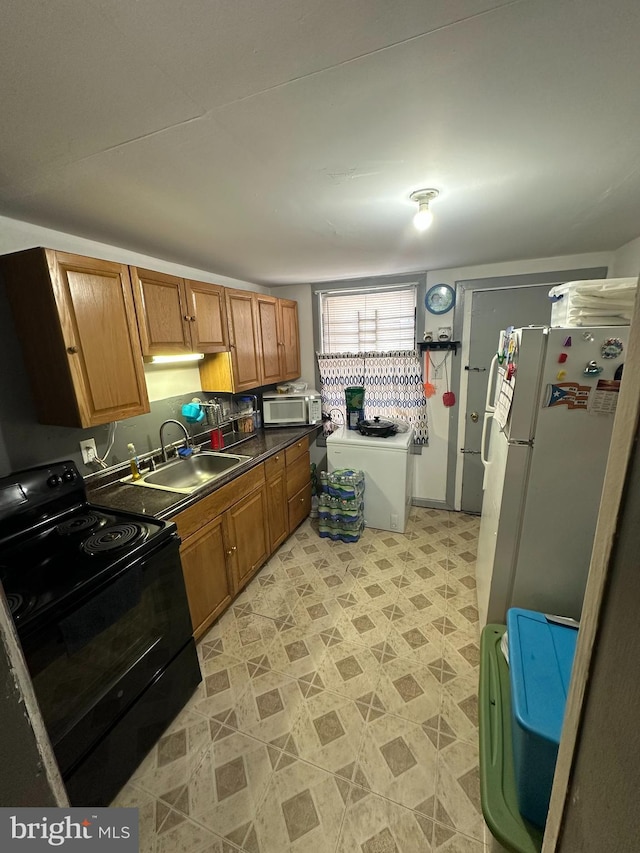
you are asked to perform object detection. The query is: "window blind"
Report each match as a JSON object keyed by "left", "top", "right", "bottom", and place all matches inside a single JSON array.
[{"left": 320, "top": 286, "right": 416, "bottom": 353}]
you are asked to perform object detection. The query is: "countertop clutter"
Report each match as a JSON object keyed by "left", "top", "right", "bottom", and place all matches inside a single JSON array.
[{"left": 87, "top": 424, "right": 320, "bottom": 521}]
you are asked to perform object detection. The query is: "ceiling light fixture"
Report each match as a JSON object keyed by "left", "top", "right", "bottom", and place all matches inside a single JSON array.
[
  {"left": 150, "top": 353, "right": 205, "bottom": 364},
  {"left": 410, "top": 188, "right": 439, "bottom": 232}
]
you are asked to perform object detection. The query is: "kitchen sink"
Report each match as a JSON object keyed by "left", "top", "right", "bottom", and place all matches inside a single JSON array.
[{"left": 121, "top": 451, "right": 252, "bottom": 495}]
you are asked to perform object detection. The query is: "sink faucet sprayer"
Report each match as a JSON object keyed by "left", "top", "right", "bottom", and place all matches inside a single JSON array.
[{"left": 159, "top": 420, "right": 191, "bottom": 463}]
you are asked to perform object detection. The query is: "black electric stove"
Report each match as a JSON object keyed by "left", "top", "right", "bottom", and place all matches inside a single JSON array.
[{"left": 0, "top": 461, "right": 201, "bottom": 806}]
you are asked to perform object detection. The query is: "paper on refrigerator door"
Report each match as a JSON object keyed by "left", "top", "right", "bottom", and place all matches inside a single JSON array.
[
  {"left": 588, "top": 379, "right": 621, "bottom": 415},
  {"left": 494, "top": 368, "right": 514, "bottom": 431}
]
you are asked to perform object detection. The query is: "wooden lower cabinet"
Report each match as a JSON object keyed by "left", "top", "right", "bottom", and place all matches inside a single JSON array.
[
  {"left": 289, "top": 482, "right": 312, "bottom": 533},
  {"left": 175, "top": 465, "right": 269, "bottom": 639},
  {"left": 175, "top": 439, "right": 313, "bottom": 639},
  {"left": 285, "top": 437, "right": 312, "bottom": 534},
  {"left": 265, "top": 452, "right": 288, "bottom": 553},
  {"left": 225, "top": 484, "right": 269, "bottom": 592},
  {"left": 179, "top": 515, "right": 232, "bottom": 639}
]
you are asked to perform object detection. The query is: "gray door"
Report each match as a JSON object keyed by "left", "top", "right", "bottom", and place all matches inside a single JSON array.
[{"left": 460, "top": 286, "right": 552, "bottom": 514}]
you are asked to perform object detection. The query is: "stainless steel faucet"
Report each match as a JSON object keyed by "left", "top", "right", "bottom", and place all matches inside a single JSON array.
[{"left": 159, "top": 419, "right": 191, "bottom": 463}]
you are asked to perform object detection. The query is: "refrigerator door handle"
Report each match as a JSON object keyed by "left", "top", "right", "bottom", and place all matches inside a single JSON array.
[
  {"left": 485, "top": 354, "right": 499, "bottom": 413},
  {"left": 481, "top": 411, "right": 493, "bottom": 470}
]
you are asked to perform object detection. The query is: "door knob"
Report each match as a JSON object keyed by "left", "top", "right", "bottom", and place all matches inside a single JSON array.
[
  {"left": 470, "top": 411, "right": 479, "bottom": 423},
  {"left": 67, "top": 346, "right": 78, "bottom": 354}
]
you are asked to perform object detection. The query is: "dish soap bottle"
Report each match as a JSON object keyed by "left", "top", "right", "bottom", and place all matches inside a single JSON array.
[{"left": 127, "top": 442, "right": 141, "bottom": 480}]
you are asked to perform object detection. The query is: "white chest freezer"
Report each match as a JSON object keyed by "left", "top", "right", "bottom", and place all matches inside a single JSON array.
[{"left": 326, "top": 426, "right": 414, "bottom": 532}]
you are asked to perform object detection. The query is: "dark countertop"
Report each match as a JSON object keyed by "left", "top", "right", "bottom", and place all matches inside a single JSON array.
[{"left": 86, "top": 425, "right": 321, "bottom": 521}]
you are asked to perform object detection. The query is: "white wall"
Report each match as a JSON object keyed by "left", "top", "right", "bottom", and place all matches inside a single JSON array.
[{"left": 610, "top": 235, "right": 640, "bottom": 278}]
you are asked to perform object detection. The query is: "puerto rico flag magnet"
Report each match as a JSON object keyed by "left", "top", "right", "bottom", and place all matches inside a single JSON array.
[{"left": 544, "top": 382, "right": 591, "bottom": 410}]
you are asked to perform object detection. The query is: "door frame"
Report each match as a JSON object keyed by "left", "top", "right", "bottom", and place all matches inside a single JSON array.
[{"left": 448, "top": 267, "right": 607, "bottom": 510}]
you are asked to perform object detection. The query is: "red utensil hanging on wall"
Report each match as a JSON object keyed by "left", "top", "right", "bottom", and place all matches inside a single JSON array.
[
  {"left": 423, "top": 351, "right": 436, "bottom": 398},
  {"left": 442, "top": 353, "right": 456, "bottom": 407}
]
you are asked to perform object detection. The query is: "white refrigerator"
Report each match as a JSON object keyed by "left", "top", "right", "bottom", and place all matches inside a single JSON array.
[{"left": 476, "top": 325, "right": 628, "bottom": 626}]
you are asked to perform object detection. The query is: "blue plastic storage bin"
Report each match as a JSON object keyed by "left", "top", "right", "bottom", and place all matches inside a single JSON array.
[{"left": 507, "top": 608, "right": 578, "bottom": 829}]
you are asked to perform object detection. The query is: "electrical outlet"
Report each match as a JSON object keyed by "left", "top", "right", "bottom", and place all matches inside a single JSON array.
[{"left": 80, "top": 439, "right": 97, "bottom": 464}]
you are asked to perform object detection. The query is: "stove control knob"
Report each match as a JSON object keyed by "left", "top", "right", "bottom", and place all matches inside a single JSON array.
[
  {"left": 47, "top": 474, "right": 62, "bottom": 488},
  {"left": 62, "top": 470, "right": 76, "bottom": 483}
]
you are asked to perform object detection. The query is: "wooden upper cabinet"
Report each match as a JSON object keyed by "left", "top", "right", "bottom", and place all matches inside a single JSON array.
[
  {"left": 130, "top": 266, "right": 228, "bottom": 355},
  {"left": 226, "top": 289, "right": 263, "bottom": 391},
  {"left": 278, "top": 298, "right": 301, "bottom": 381},
  {"left": 130, "top": 267, "right": 190, "bottom": 354},
  {"left": 257, "top": 295, "right": 281, "bottom": 386},
  {"left": 0, "top": 248, "right": 149, "bottom": 428},
  {"left": 185, "top": 279, "right": 228, "bottom": 352},
  {"left": 198, "top": 291, "right": 302, "bottom": 393}
]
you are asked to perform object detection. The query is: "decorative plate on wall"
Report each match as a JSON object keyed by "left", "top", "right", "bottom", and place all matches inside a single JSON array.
[{"left": 425, "top": 284, "right": 455, "bottom": 315}]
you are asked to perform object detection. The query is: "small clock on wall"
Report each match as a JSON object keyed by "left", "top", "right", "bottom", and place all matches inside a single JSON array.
[{"left": 425, "top": 284, "right": 456, "bottom": 315}]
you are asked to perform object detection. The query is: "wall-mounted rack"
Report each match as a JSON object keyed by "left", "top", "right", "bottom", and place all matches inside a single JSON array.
[{"left": 418, "top": 340, "right": 460, "bottom": 355}]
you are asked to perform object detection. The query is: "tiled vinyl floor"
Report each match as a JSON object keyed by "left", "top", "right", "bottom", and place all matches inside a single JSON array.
[{"left": 113, "top": 507, "right": 485, "bottom": 853}]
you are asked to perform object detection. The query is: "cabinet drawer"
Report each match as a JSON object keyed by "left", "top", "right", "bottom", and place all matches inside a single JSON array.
[
  {"left": 265, "top": 451, "right": 286, "bottom": 479},
  {"left": 285, "top": 436, "right": 309, "bottom": 466},
  {"left": 173, "top": 463, "right": 265, "bottom": 540},
  {"left": 286, "top": 451, "right": 310, "bottom": 500},
  {"left": 288, "top": 482, "right": 312, "bottom": 532}
]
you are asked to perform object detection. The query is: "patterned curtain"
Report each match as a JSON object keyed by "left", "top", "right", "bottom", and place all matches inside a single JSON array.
[{"left": 317, "top": 350, "right": 429, "bottom": 444}]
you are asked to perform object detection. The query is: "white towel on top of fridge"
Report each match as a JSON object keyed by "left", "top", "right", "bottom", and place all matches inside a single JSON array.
[
  {"left": 568, "top": 313, "right": 631, "bottom": 326},
  {"left": 550, "top": 277, "right": 637, "bottom": 326}
]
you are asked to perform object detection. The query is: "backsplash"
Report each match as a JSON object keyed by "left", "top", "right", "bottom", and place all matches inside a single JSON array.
[{"left": 0, "top": 388, "right": 257, "bottom": 476}]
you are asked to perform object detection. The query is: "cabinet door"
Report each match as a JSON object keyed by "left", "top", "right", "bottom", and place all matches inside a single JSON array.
[
  {"left": 278, "top": 299, "right": 301, "bottom": 381},
  {"left": 257, "top": 295, "right": 282, "bottom": 385},
  {"left": 180, "top": 514, "right": 232, "bottom": 639},
  {"left": 185, "top": 280, "right": 229, "bottom": 353},
  {"left": 225, "top": 485, "right": 269, "bottom": 592},
  {"left": 226, "top": 289, "right": 263, "bottom": 391},
  {"left": 286, "top": 451, "right": 311, "bottom": 500},
  {"left": 288, "top": 482, "right": 312, "bottom": 533},
  {"left": 130, "top": 267, "right": 191, "bottom": 355},
  {"left": 51, "top": 251, "right": 149, "bottom": 427},
  {"left": 265, "top": 462, "right": 288, "bottom": 553}
]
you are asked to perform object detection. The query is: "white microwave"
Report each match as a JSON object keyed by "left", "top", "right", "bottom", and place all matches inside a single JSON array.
[{"left": 263, "top": 390, "right": 322, "bottom": 426}]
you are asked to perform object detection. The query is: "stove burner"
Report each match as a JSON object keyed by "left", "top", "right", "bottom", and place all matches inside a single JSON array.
[
  {"left": 7, "top": 592, "right": 23, "bottom": 614},
  {"left": 82, "top": 523, "right": 146, "bottom": 556},
  {"left": 56, "top": 513, "right": 103, "bottom": 537},
  {"left": 6, "top": 591, "right": 36, "bottom": 620}
]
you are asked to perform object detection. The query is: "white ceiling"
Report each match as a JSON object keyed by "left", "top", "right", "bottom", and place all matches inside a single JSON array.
[{"left": 1, "top": 0, "right": 639, "bottom": 285}]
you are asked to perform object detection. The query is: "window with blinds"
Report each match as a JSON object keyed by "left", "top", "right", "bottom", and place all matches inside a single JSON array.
[{"left": 319, "top": 286, "right": 417, "bottom": 353}]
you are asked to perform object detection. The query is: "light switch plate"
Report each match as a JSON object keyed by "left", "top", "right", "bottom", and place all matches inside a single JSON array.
[{"left": 80, "top": 439, "right": 97, "bottom": 464}]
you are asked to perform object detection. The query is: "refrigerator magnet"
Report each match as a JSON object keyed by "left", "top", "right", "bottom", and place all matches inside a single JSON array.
[
  {"left": 563, "top": 335, "right": 572, "bottom": 347},
  {"left": 556, "top": 370, "right": 567, "bottom": 380},
  {"left": 583, "top": 360, "right": 603, "bottom": 376},
  {"left": 601, "top": 338, "right": 624, "bottom": 359},
  {"left": 558, "top": 353, "right": 568, "bottom": 363}
]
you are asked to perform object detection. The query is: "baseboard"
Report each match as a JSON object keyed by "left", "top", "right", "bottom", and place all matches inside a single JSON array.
[{"left": 411, "top": 498, "right": 455, "bottom": 511}]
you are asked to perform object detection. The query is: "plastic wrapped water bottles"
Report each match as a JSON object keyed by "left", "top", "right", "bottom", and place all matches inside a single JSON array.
[{"left": 318, "top": 469, "right": 365, "bottom": 542}]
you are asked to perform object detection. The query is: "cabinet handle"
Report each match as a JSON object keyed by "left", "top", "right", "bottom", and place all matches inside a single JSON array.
[
  {"left": 67, "top": 346, "right": 78, "bottom": 354},
  {"left": 191, "top": 315, "right": 196, "bottom": 322},
  {"left": 275, "top": 455, "right": 280, "bottom": 461},
  {"left": 300, "top": 497, "right": 304, "bottom": 503},
  {"left": 226, "top": 545, "right": 237, "bottom": 556}
]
